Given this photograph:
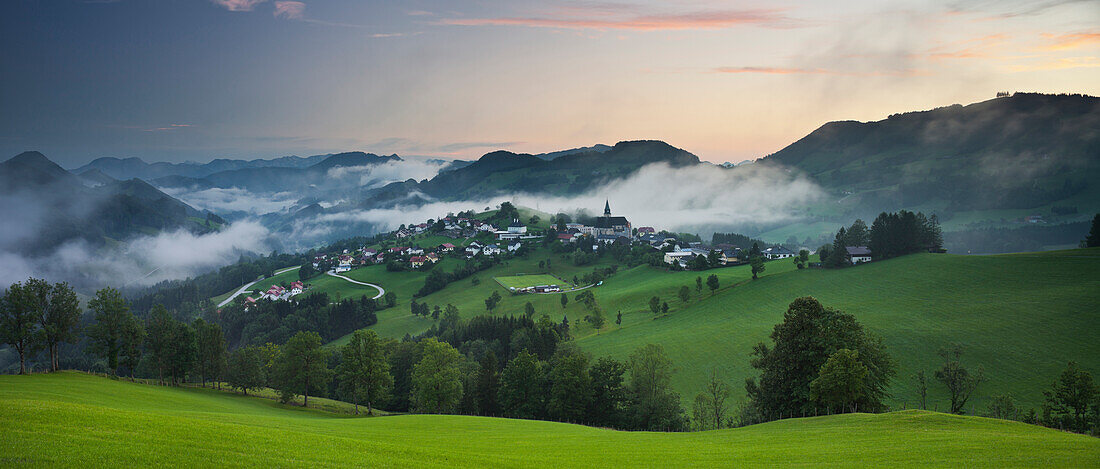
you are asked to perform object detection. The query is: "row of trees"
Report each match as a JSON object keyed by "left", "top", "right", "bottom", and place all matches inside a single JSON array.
[{"left": 818, "top": 211, "right": 944, "bottom": 267}]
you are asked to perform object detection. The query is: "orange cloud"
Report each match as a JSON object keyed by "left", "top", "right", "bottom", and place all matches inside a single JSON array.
[
  {"left": 1039, "top": 32, "right": 1100, "bottom": 51},
  {"left": 441, "top": 10, "right": 792, "bottom": 31},
  {"left": 274, "top": 1, "right": 305, "bottom": 20}
]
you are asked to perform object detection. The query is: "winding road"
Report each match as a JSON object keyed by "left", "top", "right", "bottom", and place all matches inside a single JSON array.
[
  {"left": 216, "top": 266, "right": 301, "bottom": 308},
  {"left": 325, "top": 271, "right": 386, "bottom": 300}
]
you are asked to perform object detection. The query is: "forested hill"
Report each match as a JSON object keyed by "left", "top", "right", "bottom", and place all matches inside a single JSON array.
[
  {"left": 759, "top": 93, "right": 1100, "bottom": 216},
  {"left": 0, "top": 151, "right": 217, "bottom": 255},
  {"left": 367, "top": 140, "right": 699, "bottom": 204}
]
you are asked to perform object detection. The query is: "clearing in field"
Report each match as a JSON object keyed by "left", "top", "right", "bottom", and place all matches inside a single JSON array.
[{"left": 495, "top": 274, "right": 569, "bottom": 291}]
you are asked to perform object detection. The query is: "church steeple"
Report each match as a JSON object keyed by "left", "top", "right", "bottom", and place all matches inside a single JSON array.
[{"left": 604, "top": 200, "right": 611, "bottom": 216}]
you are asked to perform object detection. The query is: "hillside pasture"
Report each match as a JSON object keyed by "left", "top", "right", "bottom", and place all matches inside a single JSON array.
[{"left": 2, "top": 372, "right": 1097, "bottom": 468}]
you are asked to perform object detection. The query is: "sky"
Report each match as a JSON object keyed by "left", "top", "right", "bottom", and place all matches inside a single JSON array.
[{"left": 1, "top": 0, "right": 1098, "bottom": 167}]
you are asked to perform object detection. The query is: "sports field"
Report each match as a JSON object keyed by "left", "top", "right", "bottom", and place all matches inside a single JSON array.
[
  {"left": 495, "top": 274, "right": 567, "bottom": 290},
  {"left": 3, "top": 372, "right": 1097, "bottom": 467}
]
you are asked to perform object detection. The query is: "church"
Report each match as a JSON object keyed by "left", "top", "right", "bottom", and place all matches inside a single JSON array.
[{"left": 594, "top": 200, "right": 631, "bottom": 236}]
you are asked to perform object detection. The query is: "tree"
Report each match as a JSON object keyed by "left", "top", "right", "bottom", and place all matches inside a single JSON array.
[
  {"left": 299, "top": 262, "right": 316, "bottom": 282},
  {"left": 678, "top": 286, "right": 690, "bottom": 303},
  {"left": 547, "top": 347, "right": 592, "bottom": 423},
  {"left": 500, "top": 349, "right": 547, "bottom": 419},
  {"left": 794, "top": 249, "right": 810, "bottom": 269},
  {"left": 628, "top": 344, "right": 687, "bottom": 431},
  {"left": 145, "top": 305, "right": 193, "bottom": 385},
  {"left": 442, "top": 304, "right": 460, "bottom": 330},
  {"left": 87, "top": 287, "right": 134, "bottom": 375},
  {"left": 913, "top": 370, "right": 929, "bottom": 410},
  {"left": 524, "top": 302, "right": 536, "bottom": 318},
  {"left": 588, "top": 357, "right": 628, "bottom": 428},
  {"left": 750, "top": 256, "right": 765, "bottom": 279},
  {"left": 411, "top": 338, "right": 464, "bottom": 414},
  {"left": 226, "top": 346, "right": 266, "bottom": 396},
  {"left": 649, "top": 296, "right": 661, "bottom": 315},
  {"left": 845, "top": 219, "right": 870, "bottom": 246},
  {"left": 484, "top": 291, "right": 502, "bottom": 312},
  {"left": 337, "top": 329, "right": 393, "bottom": 415},
  {"left": 1084, "top": 213, "right": 1100, "bottom": 248},
  {"left": 809, "top": 349, "right": 868, "bottom": 413},
  {"left": 119, "top": 318, "right": 144, "bottom": 380},
  {"left": 660, "top": 302, "right": 669, "bottom": 315},
  {"left": 1, "top": 280, "right": 42, "bottom": 374},
  {"left": 615, "top": 311, "right": 622, "bottom": 326},
  {"left": 275, "top": 331, "right": 333, "bottom": 407},
  {"left": 474, "top": 350, "right": 501, "bottom": 416},
  {"left": 695, "top": 276, "right": 703, "bottom": 293},
  {"left": 985, "top": 394, "right": 1019, "bottom": 421},
  {"left": 193, "top": 318, "right": 227, "bottom": 388},
  {"left": 560, "top": 293, "right": 568, "bottom": 309},
  {"left": 40, "top": 281, "right": 81, "bottom": 372},
  {"left": 1043, "top": 361, "right": 1097, "bottom": 432},
  {"left": 745, "top": 297, "right": 895, "bottom": 420},
  {"left": 934, "top": 344, "right": 985, "bottom": 414},
  {"left": 706, "top": 274, "right": 719, "bottom": 295},
  {"left": 384, "top": 291, "right": 397, "bottom": 308},
  {"left": 692, "top": 370, "right": 731, "bottom": 430}
]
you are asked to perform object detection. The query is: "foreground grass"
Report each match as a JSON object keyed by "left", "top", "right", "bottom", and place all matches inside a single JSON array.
[{"left": 2, "top": 373, "right": 1097, "bottom": 468}]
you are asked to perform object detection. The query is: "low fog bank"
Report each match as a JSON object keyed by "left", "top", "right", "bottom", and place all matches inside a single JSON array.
[
  {"left": 326, "top": 158, "right": 447, "bottom": 189},
  {"left": 286, "top": 162, "right": 824, "bottom": 247},
  {"left": 0, "top": 221, "right": 271, "bottom": 290}
]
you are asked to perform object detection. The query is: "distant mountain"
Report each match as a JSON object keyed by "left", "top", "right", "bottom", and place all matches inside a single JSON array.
[
  {"left": 761, "top": 93, "right": 1100, "bottom": 218},
  {"left": 73, "top": 153, "right": 332, "bottom": 181},
  {"left": 153, "top": 151, "right": 402, "bottom": 194},
  {"left": 0, "top": 151, "right": 215, "bottom": 256}
]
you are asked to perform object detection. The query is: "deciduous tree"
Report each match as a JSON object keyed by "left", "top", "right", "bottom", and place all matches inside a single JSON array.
[
  {"left": 275, "top": 331, "right": 333, "bottom": 406},
  {"left": 337, "top": 329, "right": 393, "bottom": 415},
  {"left": 411, "top": 338, "right": 464, "bottom": 413},
  {"left": 934, "top": 344, "right": 985, "bottom": 414},
  {"left": 87, "top": 287, "right": 134, "bottom": 376}
]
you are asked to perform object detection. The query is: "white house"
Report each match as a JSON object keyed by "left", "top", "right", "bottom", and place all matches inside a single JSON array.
[
  {"left": 663, "top": 251, "right": 695, "bottom": 265},
  {"left": 482, "top": 244, "right": 502, "bottom": 256},
  {"left": 763, "top": 246, "right": 795, "bottom": 259},
  {"left": 507, "top": 241, "right": 522, "bottom": 252},
  {"left": 846, "top": 246, "right": 872, "bottom": 264},
  {"left": 335, "top": 262, "right": 352, "bottom": 273}
]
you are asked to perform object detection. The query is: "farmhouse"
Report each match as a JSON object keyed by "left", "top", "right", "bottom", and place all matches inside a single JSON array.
[
  {"left": 664, "top": 251, "right": 695, "bottom": 265},
  {"left": 439, "top": 243, "right": 455, "bottom": 252},
  {"left": 846, "top": 246, "right": 872, "bottom": 264},
  {"left": 763, "top": 246, "right": 795, "bottom": 259},
  {"left": 410, "top": 256, "right": 427, "bottom": 268}
]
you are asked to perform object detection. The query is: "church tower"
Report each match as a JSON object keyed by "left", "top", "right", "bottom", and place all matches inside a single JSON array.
[{"left": 604, "top": 200, "right": 611, "bottom": 217}]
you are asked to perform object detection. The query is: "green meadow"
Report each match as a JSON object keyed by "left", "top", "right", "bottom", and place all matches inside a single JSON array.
[
  {"left": 494, "top": 274, "right": 568, "bottom": 289},
  {"left": 2, "top": 372, "right": 1097, "bottom": 468},
  {"left": 209, "top": 243, "right": 1099, "bottom": 414}
]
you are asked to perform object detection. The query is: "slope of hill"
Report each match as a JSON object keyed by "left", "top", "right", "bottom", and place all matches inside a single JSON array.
[
  {"left": 3, "top": 372, "right": 1096, "bottom": 467},
  {"left": 760, "top": 93, "right": 1100, "bottom": 229},
  {"left": 315, "top": 246, "right": 1098, "bottom": 413},
  {"left": 0, "top": 152, "right": 215, "bottom": 255}
]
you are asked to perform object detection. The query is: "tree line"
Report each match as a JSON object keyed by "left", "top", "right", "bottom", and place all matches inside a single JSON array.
[{"left": 818, "top": 211, "right": 943, "bottom": 267}]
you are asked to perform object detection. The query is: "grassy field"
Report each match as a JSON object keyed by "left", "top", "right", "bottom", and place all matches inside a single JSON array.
[
  {"left": 578, "top": 249, "right": 1100, "bottom": 413},
  {"left": 3, "top": 372, "right": 1097, "bottom": 467},
  {"left": 212, "top": 244, "right": 1098, "bottom": 415},
  {"left": 333, "top": 246, "right": 1098, "bottom": 414},
  {"left": 494, "top": 274, "right": 568, "bottom": 289}
]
